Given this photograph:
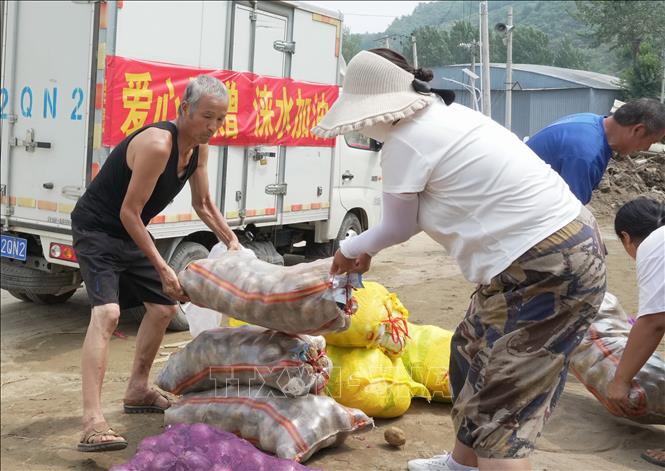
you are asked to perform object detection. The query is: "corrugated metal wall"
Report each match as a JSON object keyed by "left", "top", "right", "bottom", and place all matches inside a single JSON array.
[
  {"left": 529, "top": 89, "right": 590, "bottom": 136},
  {"left": 431, "top": 66, "right": 622, "bottom": 139},
  {"left": 433, "top": 65, "right": 587, "bottom": 90}
]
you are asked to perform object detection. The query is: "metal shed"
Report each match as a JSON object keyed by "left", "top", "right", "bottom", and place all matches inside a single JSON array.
[{"left": 431, "top": 64, "right": 622, "bottom": 139}]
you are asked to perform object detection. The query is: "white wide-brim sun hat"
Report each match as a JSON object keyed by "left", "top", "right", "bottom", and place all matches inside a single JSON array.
[{"left": 311, "top": 50, "right": 437, "bottom": 138}]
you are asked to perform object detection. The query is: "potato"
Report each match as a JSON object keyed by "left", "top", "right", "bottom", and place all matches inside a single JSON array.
[{"left": 384, "top": 426, "right": 406, "bottom": 447}]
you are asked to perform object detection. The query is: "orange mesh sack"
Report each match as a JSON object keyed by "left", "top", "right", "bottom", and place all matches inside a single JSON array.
[
  {"left": 155, "top": 326, "right": 331, "bottom": 397},
  {"left": 164, "top": 386, "right": 373, "bottom": 462},
  {"left": 570, "top": 292, "right": 665, "bottom": 424},
  {"left": 178, "top": 250, "right": 359, "bottom": 335}
]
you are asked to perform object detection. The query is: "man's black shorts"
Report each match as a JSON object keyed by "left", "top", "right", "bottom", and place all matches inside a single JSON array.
[{"left": 72, "top": 225, "right": 176, "bottom": 309}]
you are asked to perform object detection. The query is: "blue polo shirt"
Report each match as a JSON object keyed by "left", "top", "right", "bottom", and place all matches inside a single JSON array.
[{"left": 526, "top": 113, "right": 613, "bottom": 205}]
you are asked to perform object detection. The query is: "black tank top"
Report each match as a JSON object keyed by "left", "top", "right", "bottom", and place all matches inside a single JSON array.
[{"left": 72, "top": 121, "right": 199, "bottom": 240}]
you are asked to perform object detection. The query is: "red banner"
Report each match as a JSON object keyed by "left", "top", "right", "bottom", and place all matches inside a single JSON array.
[{"left": 103, "top": 56, "right": 339, "bottom": 147}]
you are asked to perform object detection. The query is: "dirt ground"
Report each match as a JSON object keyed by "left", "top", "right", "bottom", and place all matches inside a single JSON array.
[{"left": 1, "top": 211, "right": 664, "bottom": 471}]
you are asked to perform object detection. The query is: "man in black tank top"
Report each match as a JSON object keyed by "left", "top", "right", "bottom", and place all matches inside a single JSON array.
[{"left": 73, "top": 75, "right": 240, "bottom": 452}]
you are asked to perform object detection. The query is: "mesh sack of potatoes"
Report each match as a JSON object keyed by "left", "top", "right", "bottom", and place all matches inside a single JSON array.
[
  {"left": 164, "top": 385, "right": 373, "bottom": 462},
  {"left": 178, "top": 250, "right": 359, "bottom": 335},
  {"left": 156, "top": 325, "right": 331, "bottom": 397},
  {"left": 570, "top": 292, "right": 665, "bottom": 424}
]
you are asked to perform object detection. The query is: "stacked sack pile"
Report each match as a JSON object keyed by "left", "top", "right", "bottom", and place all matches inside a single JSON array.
[
  {"left": 320, "top": 281, "right": 455, "bottom": 418},
  {"left": 155, "top": 246, "right": 373, "bottom": 463}
]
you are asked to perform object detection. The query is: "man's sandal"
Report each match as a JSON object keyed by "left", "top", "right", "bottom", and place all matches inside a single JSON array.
[
  {"left": 641, "top": 449, "right": 665, "bottom": 468},
  {"left": 123, "top": 388, "right": 171, "bottom": 414},
  {"left": 78, "top": 422, "right": 128, "bottom": 452}
]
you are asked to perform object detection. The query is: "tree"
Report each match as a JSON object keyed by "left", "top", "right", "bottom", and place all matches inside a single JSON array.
[
  {"left": 552, "top": 38, "right": 588, "bottom": 70},
  {"left": 576, "top": 1, "right": 665, "bottom": 99},
  {"left": 341, "top": 27, "right": 362, "bottom": 62},
  {"left": 490, "top": 31, "right": 507, "bottom": 63},
  {"left": 448, "top": 21, "right": 479, "bottom": 65},
  {"left": 403, "top": 26, "right": 453, "bottom": 68},
  {"left": 443, "top": 21, "right": 561, "bottom": 68},
  {"left": 621, "top": 43, "right": 664, "bottom": 100},
  {"left": 575, "top": 1, "right": 665, "bottom": 64},
  {"left": 509, "top": 26, "right": 554, "bottom": 65}
]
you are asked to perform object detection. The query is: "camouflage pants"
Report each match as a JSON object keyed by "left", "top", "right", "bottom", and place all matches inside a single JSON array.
[{"left": 450, "top": 208, "right": 607, "bottom": 459}]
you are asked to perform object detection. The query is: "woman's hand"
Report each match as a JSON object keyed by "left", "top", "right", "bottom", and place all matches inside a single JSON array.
[
  {"left": 330, "top": 249, "right": 372, "bottom": 275},
  {"left": 606, "top": 376, "right": 632, "bottom": 416}
]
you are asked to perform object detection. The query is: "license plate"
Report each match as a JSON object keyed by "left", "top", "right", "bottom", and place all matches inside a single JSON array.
[{"left": 1, "top": 235, "right": 28, "bottom": 261}]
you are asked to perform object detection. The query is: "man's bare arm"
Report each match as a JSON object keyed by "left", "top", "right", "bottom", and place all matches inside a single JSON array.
[{"left": 189, "top": 145, "right": 241, "bottom": 250}]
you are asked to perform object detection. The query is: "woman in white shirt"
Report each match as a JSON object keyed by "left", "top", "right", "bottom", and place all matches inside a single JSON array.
[
  {"left": 609, "top": 197, "right": 665, "bottom": 468},
  {"left": 313, "top": 49, "right": 608, "bottom": 471}
]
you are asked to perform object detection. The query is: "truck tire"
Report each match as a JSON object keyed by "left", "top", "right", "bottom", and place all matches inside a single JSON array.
[
  {"left": 8, "top": 290, "right": 33, "bottom": 302},
  {"left": 244, "top": 240, "right": 284, "bottom": 265},
  {"left": 125, "top": 241, "right": 210, "bottom": 332},
  {"left": 25, "top": 289, "right": 78, "bottom": 304},
  {"left": 1, "top": 260, "right": 81, "bottom": 295},
  {"left": 306, "top": 212, "right": 363, "bottom": 259},
  {"left": 336, "top": 212, "right": 362, "bottom": 247}
]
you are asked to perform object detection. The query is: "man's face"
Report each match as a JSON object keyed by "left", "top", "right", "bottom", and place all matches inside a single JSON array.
[
  {"left": 617, "top": 123, "right": 665, "bottom": 156},
  {"left": 183, "top": 94, "right": 229, "bottom": 144}
]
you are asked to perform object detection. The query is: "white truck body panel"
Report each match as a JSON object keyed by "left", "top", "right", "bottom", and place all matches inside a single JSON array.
[
  {"left": 1, "top": 0, "right": 382, "bottom": 275},
  {"left": 1, "top": 0, "right": 95, "bottom": 230},
  {"left": 115, "top": 1, "right": 229, "bottom": 69}
]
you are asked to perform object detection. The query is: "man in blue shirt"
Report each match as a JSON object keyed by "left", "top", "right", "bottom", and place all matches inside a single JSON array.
[{"left": 527, "top": 98, "right": 665, "bottom": 204}]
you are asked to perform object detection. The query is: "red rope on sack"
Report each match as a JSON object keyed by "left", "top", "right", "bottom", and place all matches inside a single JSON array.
[
  {"left": 381, "top": 304, "right": 410, "bottom": 348},
  {"left": 344, "top": 278, "right": 358, "bottom": 316},
  {"left": 307, "top": 347, "right": 330, "bottom": 395},
  {"left": 306, "top": 347, "right": 329, "bottom": 376},
  {"left": 327, "top": 275, "right": 356, "bottom": 316}
]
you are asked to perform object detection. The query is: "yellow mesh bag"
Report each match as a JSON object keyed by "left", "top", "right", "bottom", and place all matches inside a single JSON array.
[
  {"left": 324, "top": 281, "right": 410, "bottom": 356},
  {"left": 325, "top": 345, "right": 430, "bottom": 418},
  {"left": 228, "top": 317, "right": 250, "bottom": 327},
  {"left": 401, "top": 322, "right": 453, "bottom": 402}
]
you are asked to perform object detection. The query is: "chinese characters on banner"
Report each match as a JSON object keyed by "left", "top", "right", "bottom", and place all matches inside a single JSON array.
[{"left": 103, "top": 56, "right": 339, "bottom": 147}]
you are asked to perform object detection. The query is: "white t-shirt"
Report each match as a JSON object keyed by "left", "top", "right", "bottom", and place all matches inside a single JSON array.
[
  {"left": 636, "top": 225, "right": 665, "bottom": 318},
  {"left": 380, "top": 101, "right": 581, "bottom": 284}
]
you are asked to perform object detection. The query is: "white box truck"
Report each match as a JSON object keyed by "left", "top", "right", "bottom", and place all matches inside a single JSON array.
[{"left": 0, "top": 0, "right": 383, "bottom": 329}]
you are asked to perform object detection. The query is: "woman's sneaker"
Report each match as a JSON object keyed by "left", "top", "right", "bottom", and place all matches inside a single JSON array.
[{"left": 407, "top": 454, "right": 479, "bottom": 471}]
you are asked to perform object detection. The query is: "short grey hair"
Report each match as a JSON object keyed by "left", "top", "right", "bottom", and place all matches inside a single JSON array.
[
  {"left": 178, "top": 75, "right": 228, "bottom": 115},
  {"left": 613, "top": 98, "right": 665, "bottom": 135}
]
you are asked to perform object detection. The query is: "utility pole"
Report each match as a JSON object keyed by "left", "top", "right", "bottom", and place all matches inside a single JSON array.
[
  {"left": 661, "top": 47, "right": 664, "bottom": 103},
  {"left": 480, "top": 0, "right": 491, "bottom": 117},
  {"left": 411, "top": 33, "right": 418, "bottom": 69},
  {"left": 384, "top": 36, "right": 390, "bottom": 49},
  {"left": 504, "top": 7, "right": 513, "bottom": 130}
]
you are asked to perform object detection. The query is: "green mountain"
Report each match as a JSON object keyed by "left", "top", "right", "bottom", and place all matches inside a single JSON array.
[{"left": 353, "top": 1, "right": 621, "bottom": 74}]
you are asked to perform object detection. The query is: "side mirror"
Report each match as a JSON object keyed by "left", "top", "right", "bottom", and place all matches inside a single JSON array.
[{"left": 369, "top": 139, "right": 383, "bottom": 152}]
